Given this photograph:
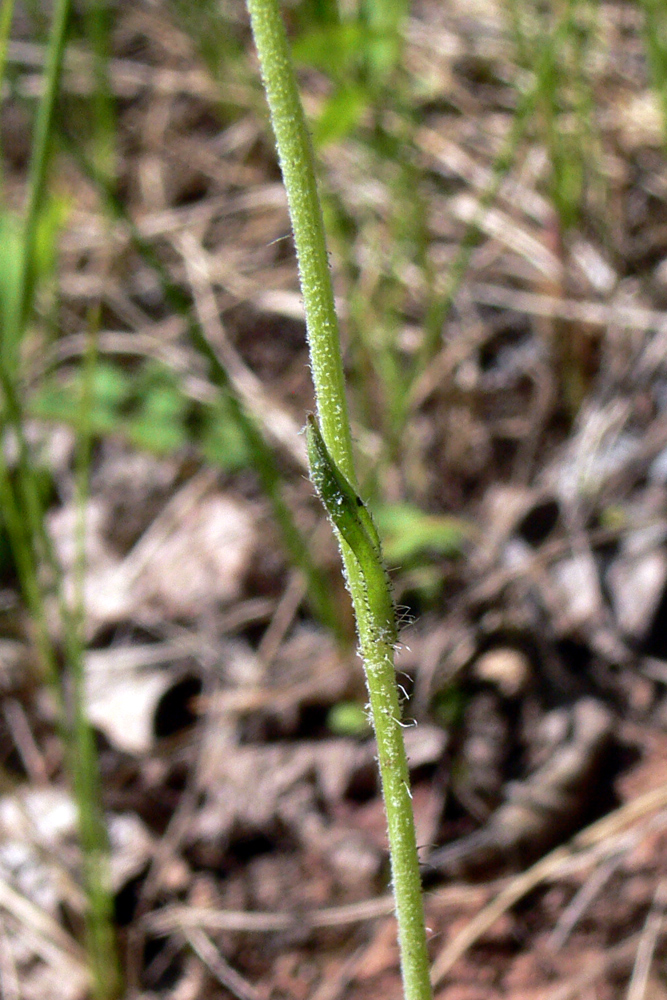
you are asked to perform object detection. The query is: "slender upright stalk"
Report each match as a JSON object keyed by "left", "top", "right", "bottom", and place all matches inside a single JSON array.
[
  {"left": 13, "top": 0, "right": 70, "bottom": 345},
  {"left": 71, "top": 323, "right": 121, "bottom": 999},
  {"left": 244, "top": 3, "right": 433, "bottom": 998},
  {"left": 246, "top": 0, "right": 353, "bottom": 479}
]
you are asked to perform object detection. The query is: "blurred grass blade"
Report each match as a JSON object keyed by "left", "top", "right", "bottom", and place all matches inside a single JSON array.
[
  {"left": 358, "top": 0, "right": 409, "bottom": 89},
  {"left": 640, "top": 0, "right": 667, "bottom": 152},
  {"left": 0, "top": 0, "right": 16, "bottom": 109},
  {"left": 84, "top": 0, "right": 116, "bottom": 183},
  {"left": 11, "top": 0, "right": 70, "bottom": 348},
  {"left": 70, "top": 321, "right": 121, "bottom": 999},
  {"left": 412, "top": 1, "right": 586, "bottom": 385}
]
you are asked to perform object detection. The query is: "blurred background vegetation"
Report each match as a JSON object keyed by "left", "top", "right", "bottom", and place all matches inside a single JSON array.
[{"left": 3, "top": 0, "right": 667, "bottom": 997}]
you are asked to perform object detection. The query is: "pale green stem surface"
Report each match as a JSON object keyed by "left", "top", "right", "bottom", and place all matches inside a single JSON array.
[
  {"left": 245, "top": 2, "right": 433, "bottom": 998},
  {"left": 245, "top": 0, "right": 353, "bottom": 480}
]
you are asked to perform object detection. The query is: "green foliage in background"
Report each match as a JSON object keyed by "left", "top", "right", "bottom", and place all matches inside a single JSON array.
[
  {"left": 293, "top": 0, "right": 409, "bottom": 147},
  {"left": 2, "top": 0, "right": 667, "bottom": 992},
  {"left": 641, "top": 0, "right": 667, "bottom": 152},
  {"left": 0, "top": 196, "right": 68, "bottom": 372},
  {"left": 374, "top": 503, "right": 470, "bottom": 566},
  {"left": 33, "top": 358, "right": 250, "bottom": 467},
  {"left": 508, "top": 0, "right": 602, "bottom": 233},
  {"left": 327, "top": 699, "right": 371, "bottom": 736}
]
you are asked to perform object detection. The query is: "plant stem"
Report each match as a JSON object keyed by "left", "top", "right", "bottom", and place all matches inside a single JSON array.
[
  {"left": 246, "top": 0, "right": 353, "bottom": 480},
  {"left": 245, "top": 3, "right": 433, "bottom": 998}
]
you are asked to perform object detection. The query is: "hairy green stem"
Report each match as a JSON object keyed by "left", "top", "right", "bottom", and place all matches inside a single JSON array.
[
  {"left": 245, "top": 2, "right": 432, "bottom": 998},
  {"left": 246, "top": 0, "right": 353, "bottom": 480}
]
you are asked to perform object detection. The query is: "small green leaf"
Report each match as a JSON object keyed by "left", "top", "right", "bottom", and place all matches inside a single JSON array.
[
  {"left": 293, "top": 22, "right": 367, "bottom": 77},
  {"left": 432, "top": 685, "right": 467, "bottom": 729},
  {"left": 307, "top": 415, "right": 397, "bottom": 646},
  {"left": 90, "top": 363, "right": 132, "bottom": 408},
  {"left": 313, "top": 86, "right": 369, "bottom": 146},
  {"left": 32, "top": 362, "right": 131, "bottom": 428},
  {"left": 306, "top": 414, "right": 379, "bottom": 555},
  {"left": 125, "top": 415, "right": 187, "bottom": 454},
  {"left": 199, "top": 398, "right": 249, "bottom": 470},
  {"left": 327, "top": 700, "right": 371, "bottom": 736},
  {"left": 373, "top": 503, "right": 470, "bottom": 565}
]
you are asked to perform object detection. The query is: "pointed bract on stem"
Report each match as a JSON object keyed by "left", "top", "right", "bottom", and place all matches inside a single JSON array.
[{"left": 306, "top": 415, "right": 398, "bottom": 648}]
